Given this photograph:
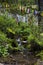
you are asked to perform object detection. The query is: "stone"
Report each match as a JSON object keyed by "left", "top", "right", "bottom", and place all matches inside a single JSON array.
[{"left": 0, "top": 63, "right": 4, "bottom": 65}]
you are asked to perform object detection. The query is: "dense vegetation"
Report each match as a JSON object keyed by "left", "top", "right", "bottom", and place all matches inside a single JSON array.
[
  {"left": 0, "top": 1, "right": 43, "bottom": 63},
  {"left": 0, "top": 12, "right": 43, "bottom": 59},
  {"left": 0, "top": 0, "right": 35, "bottom": 14}
]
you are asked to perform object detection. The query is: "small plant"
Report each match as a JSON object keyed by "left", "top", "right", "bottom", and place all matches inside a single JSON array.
[
  {"left": 0, "top": 45, "right": 8, "bottom": 57},
  {"left": 0, "top": 31, "right": 9, "bottom": 57}
]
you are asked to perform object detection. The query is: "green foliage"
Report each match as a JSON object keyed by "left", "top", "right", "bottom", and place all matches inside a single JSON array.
[
  {"left": 0, "top": 31, "right": 9, "bottom": 57},
  {"left": 0, "top": 0, "right": 35, "bottom": 14},
  {"left": 0, "top": 12, "right": 43, "bottom": 58},
  {"left": 0, "top": 12, "right": 16, "bottom": 57},
  {"left": 36, "top": 51, "right": 43, "bottom": 60},
  {"left": 0, "top": 31, "right": 7, "bottom": 43},
  {"left": 0, "top": 12, "right": 16, "bottom": 33},
  {"left": 0, "top": 45, "right": 8, "bottom": 57},
  {"left": 38, "top": 41, "right": 43, "bottom": 47},
  {"left": 27, "top": 34, "right": 35, "bottom": 43}
]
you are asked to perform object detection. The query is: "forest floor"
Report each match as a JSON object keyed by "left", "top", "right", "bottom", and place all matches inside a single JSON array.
[{"left": 0, "top": 52, "right": 43, "bottom": 65}]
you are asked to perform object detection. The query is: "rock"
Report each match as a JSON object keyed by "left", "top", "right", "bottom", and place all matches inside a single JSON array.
[
  {"left": 0, "top": 63, "right": 4, "bottom": 65},
  {"left": 36, "top": 59, "right": 43, "bottom": 65}
]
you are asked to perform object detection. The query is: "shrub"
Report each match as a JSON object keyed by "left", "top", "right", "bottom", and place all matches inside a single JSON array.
[{"left": 0, "top": 12, "right": 43, "bottom": 57}]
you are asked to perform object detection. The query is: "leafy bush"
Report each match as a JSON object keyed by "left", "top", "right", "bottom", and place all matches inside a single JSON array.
[
  {"left": 0, "top": 12, "right": 17, "bottom": 56},
  {"left": 0, "top": 45, "right": 8, "bottom": 57},
  {"left": 0, "top": 12, "right": 43, "bottom": 57},
  {"left": 0, "top": 12, "right": 16, "bottom": 33},
  {"left": 0, "top": 31, "right": 9, "bottom": 57}
]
